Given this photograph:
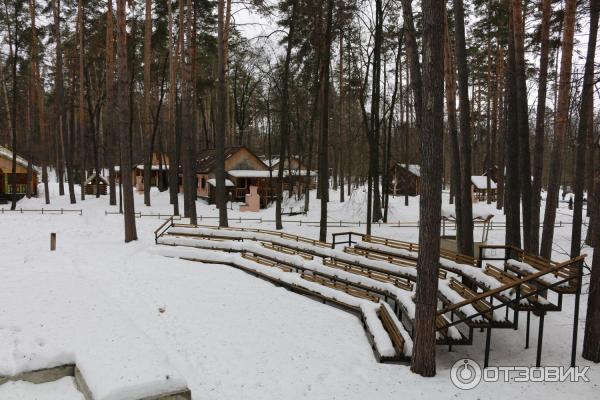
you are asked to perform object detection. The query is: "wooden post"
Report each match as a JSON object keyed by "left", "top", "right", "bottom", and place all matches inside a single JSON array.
[{"left": 50, "top": 233, "right": 56, "bottom": 251}]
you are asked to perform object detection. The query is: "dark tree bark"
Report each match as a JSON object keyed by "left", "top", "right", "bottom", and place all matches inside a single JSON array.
[
  {"left": 531, "top": 0, "right": 552, "bottom": 254},
  {"left": 105, "top": 0, "right": 117, "bottom": 206},
  {"left": 504, "top": 1, "right": 522, "bottom": 247},
  {"left": 117, "top": 0, "right": 137, "bottom": 242},
  {"left": 453, "top": 0, "right": 474, "bottom": 256},
  {"left": 369, "top": 0, "right": 383, "bottom": 223},
  {"left": 411, "top": 0, "right": 444, "bottom": 377},
  {"left": 511, "top": 0, "right": 533, "bottom": 252},
  {"left": 216, "top": 0, "right": 229, "bottom": 227},
  {"left": 444, "top": 9, "right": 462, "bottom": 249},
  {"left": 181, "top": 0, "right": 197, "bottom": 224},
  {"left": 53, "top": 0, "right": 76, "bottom": 205},
  {"left": 540, "top": 0, "right": 577, "bottom": 259},
  {"left": 570, "top": 0, "right": 598, "bottom": 258},
  {"left": 383, "top": 30, "right": 403, "bottom": 222},
  {"left": 142, "top": 0, "right": 153, "bottom": 207},
  {"left": 167, "top": 0, "right": 180, "bottom": 216},
  {"left": 276, "top": 0, "right": 297, "bottom": 230},
  {"left": 318, "top": 0, "right": 334, "bottom": 242},
  {"left": 583, "top": 158, "right": 600, "bottom": 362}
]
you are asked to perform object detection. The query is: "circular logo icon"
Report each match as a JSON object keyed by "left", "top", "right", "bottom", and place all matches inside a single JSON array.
[{"left": 450, "top": 358, "right": 482, "bottom": 390}]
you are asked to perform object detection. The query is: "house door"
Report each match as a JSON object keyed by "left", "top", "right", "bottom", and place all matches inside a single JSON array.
[{"left": 0, "top": 169, "right": 4, "bottom": 194}]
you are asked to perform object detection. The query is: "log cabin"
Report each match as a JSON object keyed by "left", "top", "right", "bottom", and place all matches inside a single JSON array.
[
  {"left": 387, "top": 163, "right": 421, "bottom": 196},
  {"left": 0, "top": 146, "right": 39, "bottom": 202},
  {"left": 260, "top": 155, "right": 318, "bottom": 194},
  {"left": 471, "top": 175, "right": 497, "bottom": 202},
  {"left": 197, "top": 146, "right": 274, "bottom": 206}
]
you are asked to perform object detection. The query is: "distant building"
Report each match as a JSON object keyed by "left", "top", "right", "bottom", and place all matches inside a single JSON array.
[
  {"left": 84, "top": 174, "right": 109, "bottom": 196},
  {"left": 471, "top": 175, "right": 497, "bottom": 202},
  {"left": 197, "top": 146, "right": 274, "bottom": 206},
  {"left": 0, "top": 146, "right": 39, "bottom": 202},
  {"left": 260, "top": 154, "right": 317, "bottom": 194},
  {"left": 387, "top": 163, "right": 421, "bottom": 196}
]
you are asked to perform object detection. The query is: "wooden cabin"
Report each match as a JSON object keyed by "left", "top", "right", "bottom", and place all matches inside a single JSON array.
[
  {"left": 471, "top": 175, "right": 497, "bottom": 202},
  {"left": 0, "top": 146, "right": 39, "bottom": 202},
  {"left": 133, "top": 152, "right": 170, "bottom": 191},
  {"left": 387, "top": 163, "right": 421, "bottom": 196},
  {"left": 260, "top": 155, "right": 318, "bottom": 194},
  {"left": 84, "top": 174, "right": 108, "bottom": 195},
  {"left": 196, "top": 146, "right": 274, "bottom": 207}
]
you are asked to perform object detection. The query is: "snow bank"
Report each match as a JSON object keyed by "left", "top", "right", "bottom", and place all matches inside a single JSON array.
[
  {"left": 0, "top": 377, "right": 85, "bottom": 400},
  {"left": 0, "top": 263, "right": 188, "bottom": 400}
]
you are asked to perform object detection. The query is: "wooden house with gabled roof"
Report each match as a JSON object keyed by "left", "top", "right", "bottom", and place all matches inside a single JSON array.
[
  {"left": 387, "top": 163, "right": 421, "bottom": 196},
  {"left": 0, "top": 146, "right": 39, "bottom": 202},
  {"left": 196, "top": 146, "right": 275, "bottom": 206}
]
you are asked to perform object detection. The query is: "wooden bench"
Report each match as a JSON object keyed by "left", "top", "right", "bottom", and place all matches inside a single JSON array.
[{"left": 377, "top": 305, "right": 405, "bottom": 355}]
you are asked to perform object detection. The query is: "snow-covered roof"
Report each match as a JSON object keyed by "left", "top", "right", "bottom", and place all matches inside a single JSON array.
[
  {"left": 471, "top": 176, "right": 497, "bottom": 190},
  {"left": 207, "top": 178, "right": 234, "bottom": 187},
  {"left": 396, "top": 163, "right": 420, "bottom": 177},
  {"left": 442, "top": 204, "right": 496, "bottom": 221},
  {"left": 84, "top": 174, "right": 109, "bottom": 186},
  {"left": 135, "top": 164, "right": 169, "bottom": 170},
  {"left": 0, "top": 145, "right": 41, "bottom": 174},
  {"left": 261, "top": 157, "right": 280, "bottom": 167},
  {"left": 227, "top": 169, "right": 317, "bottom": 178},
  {"left": 228, "top": 170, "right": 274, "bottom": 178}
]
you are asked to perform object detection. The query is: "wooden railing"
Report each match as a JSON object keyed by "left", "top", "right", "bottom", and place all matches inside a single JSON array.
[{"left": 0, "top": 208, "right": 83, "bottom": 215}]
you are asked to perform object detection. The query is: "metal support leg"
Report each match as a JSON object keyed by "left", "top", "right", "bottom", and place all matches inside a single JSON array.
[
  {"left": 484, "top": 327, "right": 492, "bottom": 368},
  {"left": 525, "top": 311, "right": 531, "bottom": 349},
  {"left": 536, "top": 312, "right": 545, "bottom": 367},
  {"left": 449, "top": 311, "right": 453, "bottom": 352},
  {"left": 513, "top": 287, "right": 521, "bottom": 330},
  {"left": 571, "top": 269, "right": 582, "bottom": 367}
]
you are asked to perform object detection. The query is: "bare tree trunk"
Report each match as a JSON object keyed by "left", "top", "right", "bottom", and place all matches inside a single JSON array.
[
  {"left": 383, "top": 30, "right": 402, "bottom": 222},
  {"left": 167, "top": 0, "right": 180, "bottom": 216},
  {"left": 318, "top": 0, "right": 334, "bottom": 242},
  {"left": 531, "top": 0, "right": 551, "bottom": 254},
  {"left": 117, "top": 0, "right": 137, "bottom": 242},
  {"left": 570, "top": 0, "right": 598, "bottom": 258},
  {"left": 453, "top": 0, "right": 474, "bottom": 256},
  {"left": 583, "top": 142, "right": 600, "bottom": 361},
  {"left": 411, "top": 0, "right": 444, "bottom": 377},
  {"left": 339, "top": 31, "right": 345, "bottom": 204},
  {"left": 215, "top": 0, "right": 229, "bottom": 226},
  {"left": 181, "top": 0, "right": 197, "bottom": 224},
  {"left": 444, "top": 10, "right": 462, "bottom": 248},
  {"left": 496, "top": 46, "right": 505, "bottom": 211},
  {"left": 143, "top": 0, "right": 153, "bottom": 206},
  {"left": 369, "top": 0, "right": 383, "bottom": 223},
  {"left": 505, "top": 4, "right": 522, "bottom": 247},
  {"left": 540, "top": 0, "right": 577, "bottom": 259},
  {"left": 105, "top": 0, "right": 117, "bottom": 205},
  {"left": 512, "top": 0, "right": 533, "bottom": 251},
  {"left": 78, "top": 0, "right": 86, "bottom": 201},
  {"left": 276, "top": 0, "right": 297, "bottom": 230},
  {"left": 53, "top": 0, "right": 76, "bottom": 204}
]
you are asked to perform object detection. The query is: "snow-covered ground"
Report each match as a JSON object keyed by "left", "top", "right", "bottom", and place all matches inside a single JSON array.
[{"left": 0, "top": 182, "right": 596, "bottom": 399}]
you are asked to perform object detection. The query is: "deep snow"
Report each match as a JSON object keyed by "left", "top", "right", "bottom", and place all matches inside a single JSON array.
[{"left": 0, "top": 182, "right": 596, "bottom": 399}]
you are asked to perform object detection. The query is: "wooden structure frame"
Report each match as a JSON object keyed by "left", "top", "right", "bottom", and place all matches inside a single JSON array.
[
  {"left": 387, "top": 163, "right": 421, "bottom": 196},
  {"left": 0, "top": 146, "right": 39, "bottom": 200}
]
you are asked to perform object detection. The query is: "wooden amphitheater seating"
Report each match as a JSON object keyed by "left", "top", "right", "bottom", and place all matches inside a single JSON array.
[{"left": 377, "top": 305, "right": 405, "bottom": 355}]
